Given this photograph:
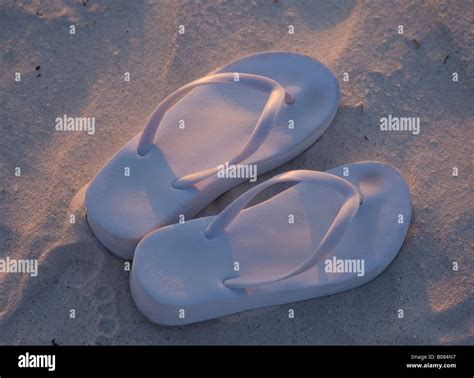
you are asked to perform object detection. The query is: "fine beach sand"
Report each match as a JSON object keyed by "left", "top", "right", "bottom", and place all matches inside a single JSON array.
[{"left": 0, "top": 0, "right": 472, "bottom": 345}]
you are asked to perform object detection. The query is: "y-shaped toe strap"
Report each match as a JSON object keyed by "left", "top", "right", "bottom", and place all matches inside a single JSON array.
[
  {"left": 137, "top": 72, "right": 294, "bottom": 189},
  {"left": 203, "top": 170, "right": 364, "bottom": 289}
]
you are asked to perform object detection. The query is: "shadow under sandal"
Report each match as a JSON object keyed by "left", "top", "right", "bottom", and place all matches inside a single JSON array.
[
  {"left": 85, "top": 51, "right": 340, "bottom": 259},
  {"left": 130, "top": 162, "right": 412, "bottom": 326}
]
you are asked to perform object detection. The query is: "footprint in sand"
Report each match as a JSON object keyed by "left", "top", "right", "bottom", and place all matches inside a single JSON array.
[{"left": 93, "top": 284, "right": 119, "bottom": 345}]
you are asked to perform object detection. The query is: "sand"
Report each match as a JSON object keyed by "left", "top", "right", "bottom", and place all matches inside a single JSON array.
[{"left": 0, "top": 0, "right": 472, "bottom": 345}]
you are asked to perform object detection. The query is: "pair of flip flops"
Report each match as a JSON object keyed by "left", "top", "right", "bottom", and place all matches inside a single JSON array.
[{"left": 85, "top": 52, "right": 412, "bottom": 326}]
